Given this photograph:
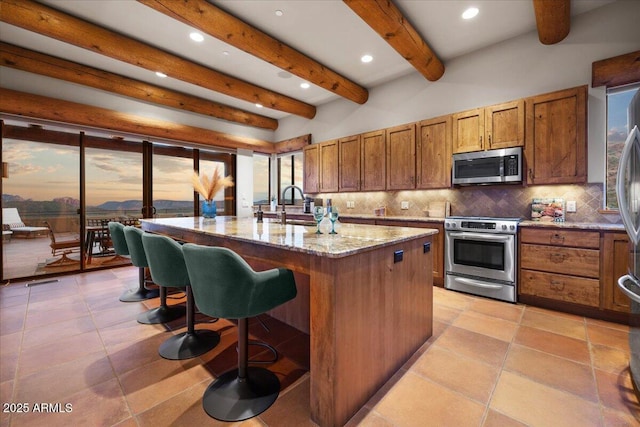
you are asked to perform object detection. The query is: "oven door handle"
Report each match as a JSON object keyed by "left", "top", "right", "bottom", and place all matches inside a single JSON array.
[
  {"left": 453, "top": 277, "right": 504, "bottom": 290},
  {"left": 448, "top": 232, "right": 513, "bottom": 242},
  {"left": 617, "top": 275, "right": 640, "bottom": 304}
]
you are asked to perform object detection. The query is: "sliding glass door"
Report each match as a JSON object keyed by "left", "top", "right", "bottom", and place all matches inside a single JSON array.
[{"left": 2, "top": 133, "right": 81, "bottom": 280}]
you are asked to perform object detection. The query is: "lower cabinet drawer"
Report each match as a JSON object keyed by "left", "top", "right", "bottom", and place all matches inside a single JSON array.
[
  {"left": 520, "top": 243, "right": 600, "bottom": 278},
  {"left": 519, "top": 269, "right": 600, "bottom": 307}
]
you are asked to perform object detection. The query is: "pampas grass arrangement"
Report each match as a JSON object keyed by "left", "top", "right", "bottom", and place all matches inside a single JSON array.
[{"left": 192, "top": 167, "right": 234, "bottom": 201}]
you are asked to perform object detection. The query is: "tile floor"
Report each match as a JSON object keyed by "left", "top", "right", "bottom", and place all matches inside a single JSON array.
[{"left": 1, "top": 267, "right": 639, "bottom": 426}]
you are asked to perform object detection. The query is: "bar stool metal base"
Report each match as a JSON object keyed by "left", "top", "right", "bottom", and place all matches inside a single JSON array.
[
  {"left": 137, "top": 305, "right": 186, "bottom": 324},
  {"left": 202, "top": 367, "right": 280, "bottom": 422},
  {"left": 159, "top": 330, "right": 219, "bottom": 360},
  {"left": 119, "top": 286, "right": 159, "bottom": 302}
]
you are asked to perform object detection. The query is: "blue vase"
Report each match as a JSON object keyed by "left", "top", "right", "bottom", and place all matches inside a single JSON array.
[{"left": 202, "top": 200, "right": 217, "bottom": 218}]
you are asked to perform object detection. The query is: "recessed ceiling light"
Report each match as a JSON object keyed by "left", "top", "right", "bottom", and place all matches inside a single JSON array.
[
  {"left": 278, "top": 71, "right": 293, "bottom": 79},
  {"left": 155, "top": 71, "right": 167, "bottom": 78},
  {"left": 255, "top": 103, "right": 263, "bottom": 108},
  {"left": 222, "top": 51, "right": 230, "bottom": 56},
  {"left": 462, "top": 7, "right": 479, "bottom": 20},
  {"left": 275, "top": 9, "right": 283, "bottom": 17},
  {"left": 300, "top": 82, "right": 310, "bottom": 89},
  {"left": 189, "top": 32, "right": 204, "bottom": 42},
  {"left": 361, "top": 54, "right": 373, "bottom": 63}
]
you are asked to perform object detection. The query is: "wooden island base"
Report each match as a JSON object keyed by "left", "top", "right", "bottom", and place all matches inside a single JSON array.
[{"left": 142, "top": 217, "right": 434, "bottom": 426}]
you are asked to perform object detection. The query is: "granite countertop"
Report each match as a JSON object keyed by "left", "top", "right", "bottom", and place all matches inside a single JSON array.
[
  {"left": 141, "top": 216, "right": 438, "bottom": 258},
  {"left": 518, "top": 220, "right": 624, "bottom": 231}
]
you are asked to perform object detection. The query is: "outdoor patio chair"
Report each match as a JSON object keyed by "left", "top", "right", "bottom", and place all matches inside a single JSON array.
[
  {"left": 2, "top": 208, "right": 48, "bottom": 238},
  {"left": 43, "top": 221, "right": 82, "bottom": 266}
]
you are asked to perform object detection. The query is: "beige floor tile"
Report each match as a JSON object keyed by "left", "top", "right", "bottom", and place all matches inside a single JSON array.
[
  {"left": 353, "top": 410, "right": 395, "bottom": 427},
  {"left": 432, "top": 303, "right": 461, "bottom": 324},
  {"left": 435, "top": 325, "right": 510, "bottom": 367},
  {"left": 504, "top": 344, "right": 598, "bottom": 401},
  {"left": 260, "top": 375, "right": 315, "bottom": 427},
  {"left": 375, "top": 372, "right": 485, "bottom": 427},
  {"left": 594, "top": 368, "right": 640, "bottom": 419},
  {"left": 588, "top": 323, "right": 631, "bottom": 352},
  {"left": 118, "top": 356, "right": 212, "bottom": 415},
  {"left": 433, "top": 288, "right": 475, "bottom": 311},
  {"left": 468, "top": 298, "right": 524, "bottom": 323},
  {"left": 490, "top": 371, "right": 601, "bottom": 427},
  {"left": 514, "top": 325, "right": 591, "bottom": 364},
  {"left": 452, "top": 310, "right": 519, "bottom": 342},
  {"left": 591, "top": 344, "right": 630, "bottom": 374},
  {"left": 412, "top": 345, "right": 500, "bottom": 404},
  {"left": 521, "top": 308, "right": 587, "bottom": 340},
  {"left": 482, "top": 409, "right": 528, "bottom": 427}
]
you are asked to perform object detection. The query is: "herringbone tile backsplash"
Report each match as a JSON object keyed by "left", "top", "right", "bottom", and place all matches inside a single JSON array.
[{"left": 317, "top": 183, "right": 622, "bottom": 224}]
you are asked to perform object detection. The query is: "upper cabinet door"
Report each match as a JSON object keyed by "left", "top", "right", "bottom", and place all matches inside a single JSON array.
[
  {"left": 417, "top": 115, "right": 452, "bottom": 189},
  {"left": 525, "top": 85, "right": 587, "bottom": 185},
  {"left": 486, "top": 99, "right": 524, "bottom": 150},
  {"left": 386, "top": 124, "right": 416, "bottom": 190},
  {"left": 361, "top": 130, "right": 386, "bottom": 191},
  {"left": 339, "top": 134, "right": 361, "bottom": 192},
  {"left": 452, "top": 108, "right": 485, "bottom": 153},
  {"left": 303, "top": 144, "right": 320, "bottom": 194},
  {"left": 319, "top": 139, "right": 339, "bottom": 193}
]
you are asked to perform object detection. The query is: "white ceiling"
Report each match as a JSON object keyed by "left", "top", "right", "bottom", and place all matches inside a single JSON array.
[{"left": 0, "top": 0, "right": 615, "bottom": 124}]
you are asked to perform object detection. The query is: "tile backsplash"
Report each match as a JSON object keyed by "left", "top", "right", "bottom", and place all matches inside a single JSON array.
[{"left": 315, "top": 183, "right": 622, "bottom": 224}]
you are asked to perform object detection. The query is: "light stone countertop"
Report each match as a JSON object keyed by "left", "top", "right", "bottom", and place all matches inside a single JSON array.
[{"left": 141, "top": 216, "right": 438, "bottom": 258}]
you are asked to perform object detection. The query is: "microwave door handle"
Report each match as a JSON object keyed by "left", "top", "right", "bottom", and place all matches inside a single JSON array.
[
  {"left": 617, "top": 275, "right": 640, "bottom": 304},
  {"left": 448, "top": 232, "right": 512, "bottom": 242},
  {"left": 616, "top": 125, "right": 640, "bottom": 245}
]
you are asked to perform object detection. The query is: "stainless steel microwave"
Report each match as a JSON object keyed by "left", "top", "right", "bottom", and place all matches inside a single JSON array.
[{"left": 452, "top": 147, "right": 522, "bottom": 185}]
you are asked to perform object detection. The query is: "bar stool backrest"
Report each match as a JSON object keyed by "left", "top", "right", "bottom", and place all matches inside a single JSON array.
[
  {"left": 123, "top": 226, "right": 149, "bottom": 268},
  {"left": 141, "top": 233, "right": 189, "bottom": 289},
  {"left": 108, "top": 222, "right": 129, "bottom": 256}
]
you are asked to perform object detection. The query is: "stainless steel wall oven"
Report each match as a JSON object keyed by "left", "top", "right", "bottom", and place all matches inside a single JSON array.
[{"left": 445, "top": 216, "right": 519, "bottom": 303}]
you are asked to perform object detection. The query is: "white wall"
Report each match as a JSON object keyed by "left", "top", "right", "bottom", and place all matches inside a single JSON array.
[{"left": 274, "top": 0, "right": 640, "bottom": 183}]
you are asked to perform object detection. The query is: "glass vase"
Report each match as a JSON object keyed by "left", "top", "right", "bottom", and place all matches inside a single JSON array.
[{"left": 202, "top": 200, "right": 217, "bottom": 218}]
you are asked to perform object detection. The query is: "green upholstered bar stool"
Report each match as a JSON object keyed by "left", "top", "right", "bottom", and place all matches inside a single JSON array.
[
  {"left": 109, "top": 222, "right": 158, "bottom": 302},
  {"left": 141, "top": 232, "right": 220, "bottom": 360},
  {"left": 182, "top": 244, "right": 297, "bottom": 422},
  {"left": 123, "top": 227, "right": 186, "bottom": 324}
]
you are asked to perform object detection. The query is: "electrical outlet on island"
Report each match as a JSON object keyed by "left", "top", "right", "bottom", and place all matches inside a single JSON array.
[
  {"left": 566, "top": 200, "right": 577, "bottom": 212},
  {"left": 401, "top": 201, "right": 409, "bottom": 210}
]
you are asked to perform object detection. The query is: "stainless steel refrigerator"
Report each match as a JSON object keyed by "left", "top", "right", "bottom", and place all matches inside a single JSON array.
[{"left": 616, "top": 123, "right": 640, "bottom": 402}]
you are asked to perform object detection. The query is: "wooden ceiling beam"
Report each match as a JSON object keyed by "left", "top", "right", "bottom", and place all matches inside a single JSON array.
[
  {"left": 274, "top": 134, "right": 312, "bottom": 154},
  {"left": 138, "top": 0, "right": 369, "bottom": 105},
  {"left": 0, "top": 42, "right": 278, "bottom": 131},
  {"left": 0, "top": 88, "right": 276, "bottom": 154},
  {"left": 533, "top": 0, "right": 570, "bottom": 45},
  {"left": 592, "top": 50, "right": 640, "bottom": 88},
  {"left": 0, "top": 0, "right": 315, "bottom": 119},
  {"left": 343, "top": 0, "right": 444, "bottom": 82}
]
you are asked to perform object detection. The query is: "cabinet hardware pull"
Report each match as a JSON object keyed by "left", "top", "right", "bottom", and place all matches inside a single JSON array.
[
  {"left": 550, "top": 280, "right": 565, "bottom": 291},
  {"left": 550, "top": 253, "right": 565, "bottom": 263},
  {"left": 551, "top": 233, "right": 565, "bottom": 243}
]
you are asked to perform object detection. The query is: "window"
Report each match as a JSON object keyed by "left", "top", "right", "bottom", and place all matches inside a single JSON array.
[
  {"left": 253, "top": 154, "right": 270, "bottom": 205},
  {"left": 605, "top": 83, "right": 640, "bottom": 209},
  {"left": 278, "top": 152, "right": 304, "bottom": 205}
]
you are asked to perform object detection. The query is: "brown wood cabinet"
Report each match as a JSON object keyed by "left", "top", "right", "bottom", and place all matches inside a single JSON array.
[
  {"left": 345, "top": 217, "right": 444, "bottom": 286},
  {"left": 601, "top": 231, "right": 631, "bottom": 313},
  {"left": 361, "top": 129, "right": 386, "bottom": 191},
  {"left": 386, "top": 124, "right": 416, "bottom": 190},
  {"left": 303, "top": 144, "right": 319, "bottom": 194},
  {"left": 520, "top": 228, "right": 600, "bottom": 307},
  {"left": 485, "top": 99, "right": 525, "bottom": 149},
  {"left": 416, "top": 115, "right": 452, "bottom": 189},
  {"left": 525, "top": 85, "right": 588, "bottom": 185},
  {"left": 452, "top": 100, "right": 524, "bottom": 154},
  {"left": 452, "top": 107, "right": 484, "bottom": 153},
  {"left": 319, "top": 139, "right": 339, "bottom": 192},
  {"left": 339, "top": 134, "right": 361, "bottom": 192}
]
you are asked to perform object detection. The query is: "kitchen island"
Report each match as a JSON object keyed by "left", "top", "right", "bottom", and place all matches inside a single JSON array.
[{"left": 141, "top": 216, "right": 436, "bottom": 427}]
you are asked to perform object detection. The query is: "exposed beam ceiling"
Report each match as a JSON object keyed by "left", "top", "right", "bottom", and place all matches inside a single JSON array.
[
  {"left": 592, "top": 50, "right": 640, "bottom": 88},
  {"left": 0, "top": 42, "right": 278, "bottom": 130},
  {"left": 0, "top": 0, "right": 316, "bottom": 120},
  {"left": 343, "top": 0, "right": 444, "bottom": 82},
  {"left": 0, "top": 88, "right": 275, "bottom": 154},
  {"left": 139, "top": 0, "right": 369, "bottom": 105},
  {"left": 533, "top": 0, "right": 571, "bottom": 45}
]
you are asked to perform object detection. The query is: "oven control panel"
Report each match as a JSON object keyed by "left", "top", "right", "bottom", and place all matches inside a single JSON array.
[{"left": 444, "top": 217, "right": 519, "bottom": 234}]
